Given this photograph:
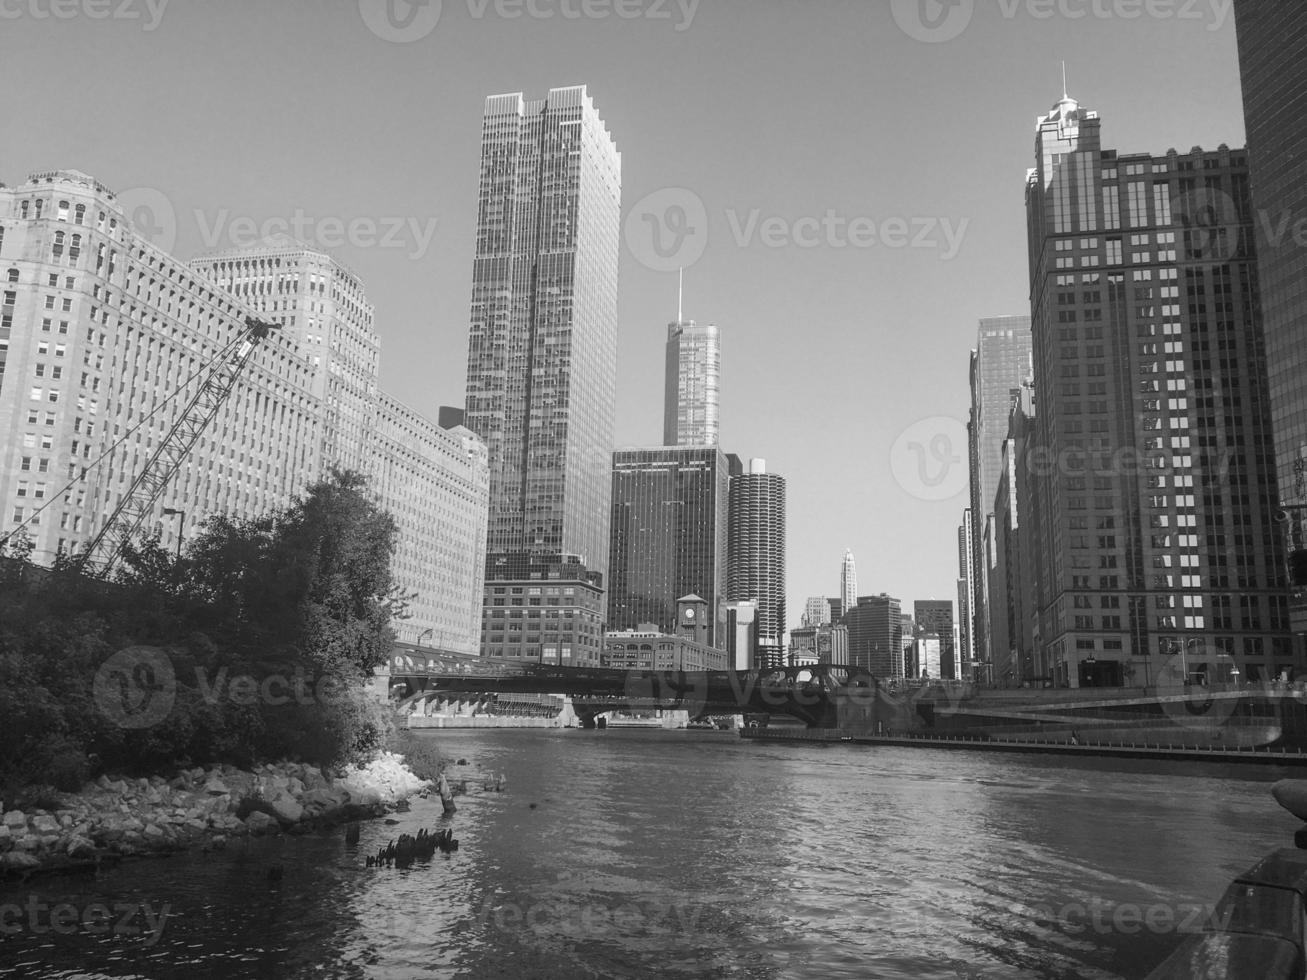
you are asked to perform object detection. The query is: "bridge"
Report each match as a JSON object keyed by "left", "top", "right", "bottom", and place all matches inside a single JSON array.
[{"left": 385, "top": 647, "right": 886, "bottom": 729}]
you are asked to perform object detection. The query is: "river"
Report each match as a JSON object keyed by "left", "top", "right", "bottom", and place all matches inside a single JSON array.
[{"left": 0, "top": 730, "right": 1299, "bottom": 979}]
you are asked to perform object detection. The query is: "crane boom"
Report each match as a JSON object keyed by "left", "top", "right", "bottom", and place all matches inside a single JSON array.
[{"left": 80, "top": 317, "right": 280, "bottom": 577}]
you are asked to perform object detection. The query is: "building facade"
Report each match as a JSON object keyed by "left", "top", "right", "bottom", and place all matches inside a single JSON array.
[
  {"left": 803, "top": 595, "right": 831, "bottom": 627},
  {"left": 481, "top": 553, "right": 606, "bottom": 665},
  {"left": 463, "top": 86, "right": 622, "bottom": 584},
  {"left": 840, "top": 548, "right": 857, "bottom": 616},
  {"left": 844, "top": 594, "right": 904, "bottom": 678},
  {"left": 1024, "top": 92, "right": 1292, "bottom": 687},
  {"left": 968, "top": 317, "right": 1033, "bottom": 677},
  {"left": 0, "top": 171, "right": 489, "bottom": 652},
  {"left": 1234, "top": 1, "right": 1307, "bottom": 644},
  {"left": 727, "top": 458, "right": 787, "bottom": 667},
  {"left": 607, "top": 446, "right": 730, "bottom": 646},
  {"left": 913, "top": 599, "right": 956, "bottom": 680},
  {"left": 664, "top": 319, "right": 720, "bottom": 447},
  {"left": 957, "top": 510, "right": 975, "bottom": 677}
]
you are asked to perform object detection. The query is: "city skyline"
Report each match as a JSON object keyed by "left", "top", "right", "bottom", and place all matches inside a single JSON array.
[{"left": 0, "top": 2, "right": 1250, "bottom": 612}]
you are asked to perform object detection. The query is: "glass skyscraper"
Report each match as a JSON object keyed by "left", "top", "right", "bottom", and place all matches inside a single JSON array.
[
  {"left": 463, "top": 86, "right": 622, "bottom": 581},
  {"left": 664, "top": 319, "right": 720, "bottom": 447},
  {"left": 727, "top": 458, "right": 786, "bottom": 667},
  {"left": 1234, "top": 1, "right": 1307, "bottom": 641}
]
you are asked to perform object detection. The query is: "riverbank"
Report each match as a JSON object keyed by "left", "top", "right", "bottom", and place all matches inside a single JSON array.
[
  {"left": 740, "top": 728, "right": 1307, "bottom": 765},
  {"left": 0, "top": 751, "right": 432, "bottom": 879}
]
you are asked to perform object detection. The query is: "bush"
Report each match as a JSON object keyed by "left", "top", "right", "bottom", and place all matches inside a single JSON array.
[{"left": 387, "top": 725, "right": 442, "bottom": 782}]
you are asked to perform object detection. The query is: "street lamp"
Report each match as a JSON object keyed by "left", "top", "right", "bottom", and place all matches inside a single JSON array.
[
  {"left": 418, "top": 627, "right": 434, "bottom": 648},
  {"left": 161, "top": 508, "right": 184, "bottom": 559}
]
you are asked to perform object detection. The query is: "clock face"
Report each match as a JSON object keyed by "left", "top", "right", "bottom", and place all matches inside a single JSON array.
[{"left": 684, "top": 608, "right": 696, "bottom": 619}]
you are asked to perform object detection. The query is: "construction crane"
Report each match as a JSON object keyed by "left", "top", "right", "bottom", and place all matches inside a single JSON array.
[{"left": 75, "top": 316, "right": 280, "bottom": 578}]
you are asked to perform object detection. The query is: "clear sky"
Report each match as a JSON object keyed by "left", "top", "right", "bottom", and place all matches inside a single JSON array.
[{"left": 0, "top": 0, "right": 1247, "bottom": 617}]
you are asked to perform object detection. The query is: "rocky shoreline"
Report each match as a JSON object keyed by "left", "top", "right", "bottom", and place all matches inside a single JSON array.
[{"left": 0, "top": 752, "right": 432, "bottom": 878}]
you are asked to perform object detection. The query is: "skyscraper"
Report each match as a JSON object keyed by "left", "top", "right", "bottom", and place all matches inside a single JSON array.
[
  {"left": 967, "top": 317, "right": 1033, "bottom": 676},
  {"left": 1233, "top": 1, "right": 1307, "bottom": 644},
  {"left": 727, "top": 458, "right": 786, "bottom": 667},
  {"left": 914, "top": 600, "right": 956, "bottom": 680},
  {"left": 607, "top": 446, "right": 730, "bottom": 646},
  {"left": 803, "top": 595, "right": 831, "bottom": 627},
  {"left": 663, "top": 281, "right": 720, "bottom": 447},
  {"left": 844, "top": 594, "right": 904, "bottom": 678},
  {"left": 957, "top": 512, "right": 975, "bottom": 676},
  {"left": 840, "top": 549, "right": 858, "bottom": 616},
  {"left": 463, "top": 86, "right": 622, "bottom": 583},
  {"left": 1024, "top": 90, "right": 1291, "bottom": 687}
]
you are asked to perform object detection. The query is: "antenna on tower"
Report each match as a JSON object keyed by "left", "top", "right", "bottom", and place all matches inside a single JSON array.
[
  {"left": 678, "top": 267, "right": 684, "bottom": 323},
  {"left": 1062, "top": 61, "right": 1069, "bottom": 99}
]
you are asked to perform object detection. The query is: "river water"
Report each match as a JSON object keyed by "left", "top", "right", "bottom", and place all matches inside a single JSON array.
[{"left": 0, "top": 730, "right": 1299, "bottom": 980}]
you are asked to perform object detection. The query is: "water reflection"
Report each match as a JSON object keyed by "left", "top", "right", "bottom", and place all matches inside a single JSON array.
[{"left": 0, "top": 732, "right": 1297, "bottom": 979}]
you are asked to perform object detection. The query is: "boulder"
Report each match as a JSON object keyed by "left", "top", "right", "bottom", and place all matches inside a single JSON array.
[
  {"left": 1273, "top": 780, "right": 1307, "bottom": 821},
  {"left": 0, "top": 852, "right": 40, "bottom": 870},
  {"left": 31, "top": 815, "right": 59, "bottom": 835},
  {"left": 143, "top": 824, "right": 166, "bottom": 840},
  {"left": 244, "top": 811, "right": 277, "bottom": 835},
  {"left": 65, "top": 836, "right": 97, "bottom": 859},
  {"left": 2, "top": 811, "right": 25, "bottom": 830},
  {"left": 203, "top": 777, "right": 229, "bottom": 796},
  {"left": 268, "top": 794, "right": 303, "bottom": 826}
]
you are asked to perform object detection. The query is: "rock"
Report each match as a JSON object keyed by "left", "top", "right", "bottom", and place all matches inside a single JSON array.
[
  {"left": 65, "top": 836, "right": 97, "bottom": 858},
  {"left": 1273, "top": 780, "right": 1307, "bottom": 821},
  {"left": 143, "top": 824, "right": 166, "bottom": 840},
  {"left": 287, "top": 777, "right": 305, "bottom": 797},
  {"left": 0, "top": 852, "right": 40, "bottom": 870},
  {"left": 31, "top": 815, "right": 59, "bottom": 835},
  {"left": 244, "top": 811, "right": 276, "bottom": 835},
  {"left": 268, "top": 794, "right": 303, "bottom": 826},
  {"left": 2, "top": 811, "right": 25, "bottom": 830},
  {"left": 203, "top": 777, "right": 229, "bottom": 796},
  {"left": 183, "top": 819, "right": 207, "bottom": 832}
]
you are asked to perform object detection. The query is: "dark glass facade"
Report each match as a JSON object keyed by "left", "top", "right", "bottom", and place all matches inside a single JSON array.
[
  {"left": 607, "top": 447, "right": 730, "bottom": 646},
  {"left": 1234, "top": 2, "right": 1307, "bottom": 640},
  {"left": 844, "top": 595, "right": 904, "bottom": 678}
]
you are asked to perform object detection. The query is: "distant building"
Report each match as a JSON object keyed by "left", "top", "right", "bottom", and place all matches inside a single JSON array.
[
  {"left": 480, "top": 553, "right": 606, "bottom": 666},
  {"left": 913, "top": 600, "right": 956, "bottom": 679},
  {"left": 724, "top": 599, "right": 758, "bottom": 671},
  {"left": 803, "top": 596, "right": 831, "bottom": 627},
  {"left": 727, "top": 458, "right": 786, "bottom": 667},
  {"left": 915, "top": 634, "right": 943, "bottom": 679},
  {"left": 790, "top": 622, "right": 849, "bottom": 667},
  {"left": 664, "top": 318, "right": 720, "bottom": 447},
  {"left": 840, "top": 549, "right": 858, "bottom": 614},
  {"left": 603, "top": 597, "right": 726, "bottom": 671},
  {"left": 608, "top": 446, "right": 730, "bottom": 645},
  {"left": 844, "top": 594, "right": 904, "bottom": 678},
  {"left": 957, "top": 512, "right": 975, "bottom": 676}
]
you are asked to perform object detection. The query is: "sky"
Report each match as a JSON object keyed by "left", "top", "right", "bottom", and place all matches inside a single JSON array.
[{"left": 0, "top": 0, "right": 1249, "bottom": 618}]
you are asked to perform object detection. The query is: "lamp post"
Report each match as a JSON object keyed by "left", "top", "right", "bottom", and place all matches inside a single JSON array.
[
  {"left": 418, "top": 627, "right": 434, "bottom": 648},
  {"left": 161, "top": 508, "right": 184, "bottom": 559}
]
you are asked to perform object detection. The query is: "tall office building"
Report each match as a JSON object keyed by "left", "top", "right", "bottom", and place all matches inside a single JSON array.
[
  {"left": 463, "top": 86, "right": 622, "bottom": 584},
  {"left": 844, "top": 594, "right": 904, "bottom": 678},
  {"left": 840, "top": 548, "right": 858, "bottom": 616},
  {"left": 967, "top": 317, "right": 1033, "bottom": 675},
  {"left": 664, "top": 296, "right": 720, "bottom": 447},
  {"left": 727, "top": 458, "right": 786, "bottom": 667},
  {"left": 803, "top": 595, "right": 831, "bottom": 627},
  {"left": 607, "top": 446, "right": 730, "bottom": 646},
  {"left": 1024, "top": 91, "right": 1291, "bottom": 686},
  {"left": 957, "top": 511, "right": 975, "bottom": 676},
  {"left": 914, "top": 600, "right": 956, "bottom": 680},
  {"left": 1234, "top": 2, "right": 1307, "bottom": 643},
  {"left": 0, "top": 170, "right": 490, "bottom": 650}
]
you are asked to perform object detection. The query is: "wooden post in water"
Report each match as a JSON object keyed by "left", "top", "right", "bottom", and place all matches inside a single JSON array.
[{"left": 438, "top": 773, "right": 456, "bottom": 816}]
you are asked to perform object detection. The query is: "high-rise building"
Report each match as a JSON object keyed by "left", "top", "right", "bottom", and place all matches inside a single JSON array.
[
  {"left": 990, "top": 382, "right": 1039, "bottom": 684},
  {"left": 607, "top": 446, "right": 730, "bottom": 646},
  {"left": 803, "top": 595, "right": 831, "bottom": 627},
  {"left": 727, "top": 458, "right": 786, "bottom": 667},
  {"left": 968, "top": 317, "right": 1033, "bottom": 676},
  {"left": 0, "top": 171, "right": 490, "bottom": 651},
  {"left": 1024, "top": 90, "right": 1291, "bottom": 686},
  {"left": 840, "top": 548, "right": 858, "bottom": 616},
  {"left": 1233, "top": 2, "right": 1307, "bottom": 644},
  {"left": 913, "top": 600, "right": 956, "bottom": 679},
  {"left": 481, "top": 553, "right": 605, "bottom": 665},
  {"left": 844, "top": 594, "right": 903, "bottom": 678},
  {"left": 663, "top": 280, "right": 720, "bottom": 447},
  {"left": 957, "top": 511, "right": 975, "bottom": 677},
  {"left": 463, "top": 86, "right": 622, "bottom": 585}
]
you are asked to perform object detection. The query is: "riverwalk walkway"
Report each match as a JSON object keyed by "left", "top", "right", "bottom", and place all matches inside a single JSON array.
[{"left": 739, "top": 727, "right": 1307, "bottom": 765}]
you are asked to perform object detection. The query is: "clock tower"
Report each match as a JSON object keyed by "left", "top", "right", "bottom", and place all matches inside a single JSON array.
[{"left": 675, "top": 594, "right": 710, "bottom": 646}]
